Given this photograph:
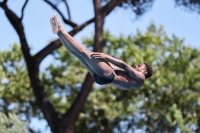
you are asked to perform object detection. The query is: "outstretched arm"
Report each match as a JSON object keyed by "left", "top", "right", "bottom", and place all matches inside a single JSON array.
[{"left": 91, "top": 52, "right": 124, "bottom": 68}]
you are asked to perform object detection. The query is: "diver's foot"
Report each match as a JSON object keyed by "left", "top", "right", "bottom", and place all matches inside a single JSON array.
[{"left": 50, "top": 15, "right": 62, "bottom": 34}]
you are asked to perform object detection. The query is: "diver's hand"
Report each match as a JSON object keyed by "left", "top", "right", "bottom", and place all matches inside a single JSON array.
[{"left": 91, "top": 52, "right": 107, "bottom": 60}]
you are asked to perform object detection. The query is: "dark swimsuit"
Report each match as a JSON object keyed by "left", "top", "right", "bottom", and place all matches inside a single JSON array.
[
  {"left": 92, "top": 60, "right": 116, "bottom": 85},
  {"left": 92, "top": 70, "right": 116, "bottom": 85}
]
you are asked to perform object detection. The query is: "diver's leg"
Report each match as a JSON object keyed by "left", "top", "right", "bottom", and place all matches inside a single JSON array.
[
  {"left": 50, "top": 14, "right": 90, "bottom": 54},
  {"left": 50, "top": 15, "right": 113, "bottom": 77},
  {"left": 58, "top": 34, "right": 95, "bottom": 76},
  {"left": 58, "top": 30, "right": 113, "bottom": 77}
]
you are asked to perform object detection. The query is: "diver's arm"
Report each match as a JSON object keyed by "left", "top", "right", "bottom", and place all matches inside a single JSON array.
[
  {"left": 92, "top": 53, "right": 140, "bottom": 80},
  {"left": 92, "top": 52, "right": 124, "bottom": 68}
]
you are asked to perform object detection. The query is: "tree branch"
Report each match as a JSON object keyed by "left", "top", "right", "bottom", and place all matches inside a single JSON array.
[
  {"left": 0, "top": 4, "right": 60, "bottom": 132},
  {"left": 93, "top": 0, "right": 124, "bottom": 52},
  {"left": 0, "top": 3, "right": 29, "bottom": 50},
  {"left": 0, "top": 0, "right": 8, "bottom": 5},
  {"left": 63, "top": 0, "right": 71, "bottom": 21},
  {"left": 43, "top": 0, "right": 77, "bottom": 27},
  {"left": 60, "top": 73, "right": 94, "bottom": 132},
  {"left": 20, "top": 0, "right": 28, "bottom": 21},
  {"left": 101, "top": 0, "right": 124, "bottom": 16},
  {"left": 93, "top": 0, "right": 104, "bottom": 52}
]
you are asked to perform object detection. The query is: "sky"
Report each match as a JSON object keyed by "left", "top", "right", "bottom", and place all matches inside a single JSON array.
[{"left": 0, "top": 0, "right": 200, "bottom": 132}]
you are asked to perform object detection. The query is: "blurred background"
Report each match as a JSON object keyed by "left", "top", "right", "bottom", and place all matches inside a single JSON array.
[{"left": 0, "top": 0, "right": 200, "bottom": 133}]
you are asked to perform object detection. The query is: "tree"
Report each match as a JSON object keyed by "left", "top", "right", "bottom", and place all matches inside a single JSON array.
[
  {"left": 0, "top": 111, "right": 28, "bottom": 133},
  {"left": 1, "top": 24, "right": 200, "bottom": 133},
  {"left": 0, "top": 0, "right": 200, "bottom": 133},
  {"left": 79, "top": 24, "right": 200, "bottom": 132}
]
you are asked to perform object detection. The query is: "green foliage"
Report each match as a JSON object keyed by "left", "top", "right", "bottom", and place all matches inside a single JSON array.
[
  {"left": 82, "top": 23, "right": 200, "bottom": 132},
  {"left": 0, "top": 44, "right": 32, "bottom": 103},
  {"left": 0, "top": 111, "right": 27, "bottom": 133},
  {"left": 174, "top": 0, "right": 200, "bottom": 14},
  {"left": 42, "top": 46, "right": 88, "bottom": 114},
  {"left": 0, "top": 44, "right": 38, "bottom": 131},
  {"left": 166, "top": 104, "right": 185, "bottom": 131},
  {"left": 1, "top": 24, "right": 200, "bottom": 132}
]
